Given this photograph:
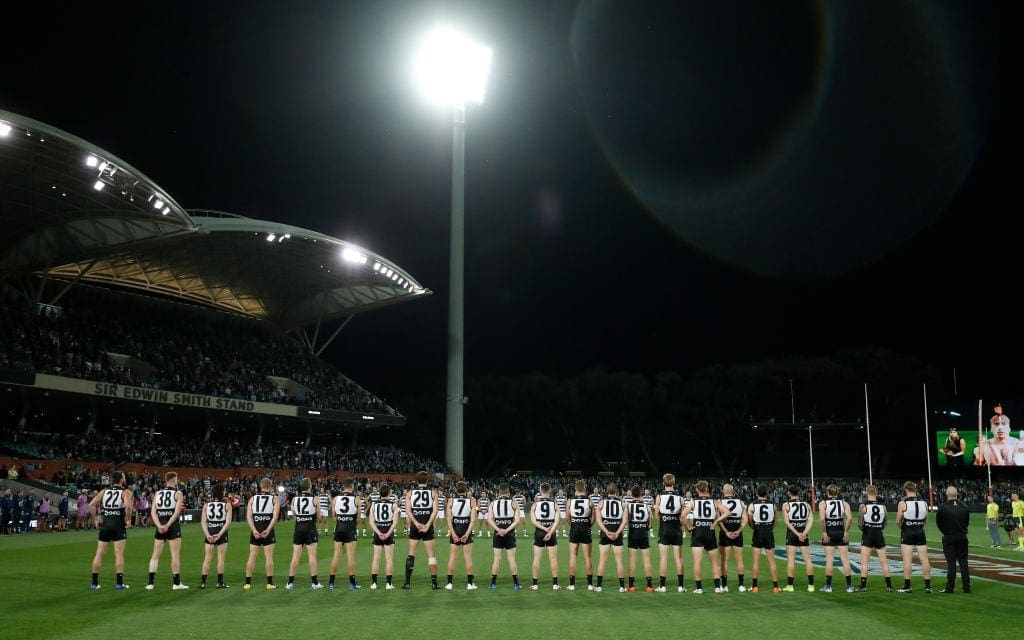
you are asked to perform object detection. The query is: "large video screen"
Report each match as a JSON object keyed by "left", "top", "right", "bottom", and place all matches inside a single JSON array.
[{"left": 936, "top": 402, "right": 1024, "bottom": 467}]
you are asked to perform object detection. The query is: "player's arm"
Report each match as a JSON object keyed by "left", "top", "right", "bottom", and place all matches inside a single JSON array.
[
  {"left": 428, "top": 489, "right": 439, "bottom": 528},
  {"left": 486, "top": 506, "right": 498, "bottom": 533},
  {"left": 216, "top": 500, "right": 233, "bottom": 541},
  {"left": 268, "top": 496, "right": 280, "bottom": 533},
  {"left": 510, "top": 505, "right": 522, "bottom": 533},
  {"left": 201, "top": 502, "right": 211, "bottom": 540},
  {"left": 123, "top": 488, "right": 134, "bottom": 527},
  {"left": 551, "top": 503, "right": 561, "bottom": 535},
  {"left": 895, "top": 501, "right": 906, "bottom": 528},
  {"left": 739, "top": 501, "right": 749, "bottom": 530},
  {"left": 246, "top": 496, "right": 257, "bottom": 533},
  {"left": 678, "top": 501, "right": 691, "bottom": 525},
  {"left": 150, "top": 493, "right": 159, "bottom": 525},
  {"left": 842, "top": 501, "right": 852, "bottom": 539},
  {"left": 87, "top": 490, "right": 103, "bottom": 516},
  {"left": 857, "top": 503, "right": 866, "bottom": 530},
  {"left": 529, "top": 504, "right": 541, "bottom": 531},
  {"left": 712, "top": 500, "right": 730, "bottom": 528},
  {"left": 369, "top": 510, "right": 384, "bottom": 538}
]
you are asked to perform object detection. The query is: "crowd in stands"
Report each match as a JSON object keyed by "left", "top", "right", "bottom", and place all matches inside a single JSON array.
[{"left": 0, "top": 286, "right": 394, "bottom": 415}]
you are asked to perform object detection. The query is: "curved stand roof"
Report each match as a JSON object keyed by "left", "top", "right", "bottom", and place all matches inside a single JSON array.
[{"left": 0, "top": 109, "right": 429, "bottom": 327}]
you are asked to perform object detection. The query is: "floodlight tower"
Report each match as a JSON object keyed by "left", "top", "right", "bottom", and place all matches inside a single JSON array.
[{"left": 414, "top": 27, "right": 492, "bottom": 476}]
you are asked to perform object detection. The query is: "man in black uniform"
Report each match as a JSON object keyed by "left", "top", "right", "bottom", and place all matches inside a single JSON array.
[
  {"left": 566, "top": 479, "right": 594, "bottom": 591},
  {"left": 936, "top": 485, "right": 971, "bottom": 593},
  {"left": 88, "top": 471, "right": 133, "bottom": 590},
  {"left": 718, "top": 483, "right": 747, "bottom": 592},
  {"left": 370, "top": 484, "right": 398, "bottom": 590},
  {"left": 857, "top": 484, "right": 893, "bottom": 592},
  {"left": 596, "top": 484, "right": 627, "bottom": 592},
  {"left": 818, "top": 484, "right": 853, "bottom": 593},
  {"left": 653, "top": 473, "right": 685, "bottom": 592},
  {"left": 445, "top": 481, "right": 478, "bottom": 590},
  {"left": 404, "top": 471, "right": 440, "bottom": 589},
  {"left": 200, "top": 483, "right": 232, "bottom": 589},
  {"left": 782, "top": 485, "right": 815, "bottom": 592},
  {"left": 626, "top": 485, "right": 655, "bottom": 592},
  {"left": 486, "top": 483, "right": 522, "bottom": 590},
  {"left": 245, "top": 478, "right": 280, "bottom": 590},
  {"left": 287, "top": 477, "right": 323, "bottom": 589},
  {"left": 530, "top": 482, "right": 560, "bottom": 590},
  {"left": 147, "top": 471, "right": 188, "bottom": 590},
  {"left": 680, "top": 480, "right": 727, "bottom": 594},
  {"left": 328, "top": 478, "right": 362, "bottom": 590},
  {"left": 896, "top": 481, "right": 933, "bottom": 593},
  {"left": 747, "top": 484, "right": 780, "bottom": 593}
]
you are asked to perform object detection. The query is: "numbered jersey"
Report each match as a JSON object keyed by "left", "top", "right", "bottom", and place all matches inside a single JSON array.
[
  {"left": 657, "top": 492, "right": 682, "bottom": 528},
  {"left": 532, "top": 498, "right": 557, "bottom": 528},
  {"left": 478, "top": 497, "right": 490, "bottom": 514},
  {"left": 900, "top": 499, "right": 928, "bottom": 530},
  {"left": 205, "top": 500, "right": 229, "bottom": 533},
  {"left": 691, "top": 498, "right": 718, "bottom": 528},
  {"left": 748, "top": 500, "right": 776, "bottom": 527},
  {"left": 721, "top": 498, "right": 745, "bottom": 532},
  {"left": 491, "top": 497, "right": 517, "bottom": 529},
  {"left": 153, "top": 488, "right": 180, "bottom": 524},
  {"left": 449, "top": 497, "right": 474, "bottom": 522},
  {"left": 292, "top": 492, "right": 318, "bottom": 527},
  {"left": 590, "top": 494, "right": 601, "bottom": 509},
  {"left": 372, "top": 500, "right": 395, "bottom": 529},
  {"left": 514, "top": 495, "right": 526, "bottom": 512},
  {"left": 628, "top": 500, "right": 651, "bottom": 532},
  {"left": 369, "top": 492, "right": 381, "bottom": 505},
  {"left": 408, "top": 487, "right": 435, "bottom": 524},
  {"left": 785, "top": 501, "right": 811, "bottom": 529},
  {"left": 250, "top": 493, "right": 276, "bottom": 532},
  {"left": 568, "top": 496, "right": 593, "bottom": 525},
  {"left": 599, "top": 497, "right": 624, "bottom": 530},
  {"left": 861, "top": 500, "right": 886, "bottom": 529},
  {"left": 99, "top": 488, "right": 126, "bottom": 520},
  {"left": 437, "top": 494, "right": 447, "bottom": 513},
  {"left": 333, "top": 493, "right": 358, "bottom": 526},
  {"left": 319, "top": 494, "right": 330, "bottom": 512},
  {"left": 822, "top": 499, "right": 847, "bottom": 530},
  {"left": 556, "top": 496, "right": 567, "bottom": 514}
]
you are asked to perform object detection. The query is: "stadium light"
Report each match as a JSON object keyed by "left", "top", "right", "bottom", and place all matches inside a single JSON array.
[
  {"left": 153, "top": 199, "right": 164, "bottom": 210},
  {"left": 85, "top": 154, "right": 98, "bottom": 167},
  {"left": 415, "top": 27, "right": 491, "bottom": 477},
  {"left": 266, "top": 233, "right": 276, "bottom": 242},
  {"left": 0, "top": 122, "right": 11, "bottom": 137},
  {"left": 93, "top": 180, "right": 105, "bottom": 191},
  {"left": 341, "top": 247, "right": 363, "bottom": 263}
]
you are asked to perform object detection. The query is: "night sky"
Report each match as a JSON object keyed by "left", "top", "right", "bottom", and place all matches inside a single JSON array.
[{"left": 3, "top": 1, "right": 1019, "bottom": 401}]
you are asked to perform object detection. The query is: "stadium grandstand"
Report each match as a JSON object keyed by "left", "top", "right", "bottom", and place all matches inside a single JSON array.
[{"left": 0, "top": 109, "right": 433, "bottom": 482}]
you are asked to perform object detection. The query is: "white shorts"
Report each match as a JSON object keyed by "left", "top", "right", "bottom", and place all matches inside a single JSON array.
[
  {"left": 518, "top": 509, "right": 525, "bottom": 518},
  {"left": 559, "top": 512, "right": 567, "bottom": 520},
  {"left": 478, "top": 513, "right": 487, "bottom": 521},
  {"left": 320, "top": 509, "right": 329, "bottom": 517},
  {"left": 438, "top": 510, "right": 446, "bottom": 518}
]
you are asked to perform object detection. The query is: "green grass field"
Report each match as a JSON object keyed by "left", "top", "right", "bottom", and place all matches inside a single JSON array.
[{"left": 1, "top": 518, "right": 1020, "bottom": 640}]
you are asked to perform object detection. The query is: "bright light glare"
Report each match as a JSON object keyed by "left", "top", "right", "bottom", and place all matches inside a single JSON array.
[
  {"left": 0, "top": 123, "right": 11, "bottom": 137},
  {"left": 153, "top": 199, "right": 164, "bottom": 210},
  {"left": 93, "top": 180, "right": 105, "bottom": 191},
  {"left": 342, "top": 247, "right": 363, "bottom": 263},
  {"left": 266, "top": 233, "right": 276, "bottom": 242},
  {"left": 414, "top": 27, "right": 492, "bottom": 106},
  {"left": 85, "top": 155, "right": 98, "bottom": 167}
]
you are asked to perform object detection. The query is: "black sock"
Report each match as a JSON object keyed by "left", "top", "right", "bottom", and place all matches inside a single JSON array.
[
  {"left": 288, "top": 576, "right": 294, "bottom": 585},
  {"left": 628, "top": 576, "right": 635, "bottom": 587},
  {"left": 660, "top": 576, "right": 666, "bottom": 587},
  {"left": 925, "top": 579, "right": 931, "bottom": 589},
  {"left": 371, "top": 573, "right": 378, "bottom": 584},
  {"left": 311, "top": 575, "right": 318, "bottom": 585},
  {"left": 722, "top": 575, "right": 728, "bottom": 588},
  {"left": 328, "top": 574, "right": 335, "bottom": 585},
  {"left": 116, "top": 573, "right": 124, "bottom": 586},
  {"left": 512, "top": 574, "right": 519, "bottom": 585},
  {"left": 884, "top": 576, "right": 893, "bottom": 588},
  {"left": 695, "top": 580, "right": 703, "bottom": 590},
  {"left": 217, "top": 574, "right": 223, "bottom": 585},
  {"left": 468, "top": 574, "right": 474, "bottom": 584},
  {"left": 807, "top": 575, "right": 814, "bottom": 585},
  {"left": 490, "top": 574, "right": 497, "bottom": 585},
  {"left": 569, "top": 575, "right": 576, "bottom": 586},
  {"left": 773, "top": 581, "right": 779, "bottom": 588},
  {"left": 91, "top": 572, "right": 99, "bottom": 586},
  {"left": 553, "top": 577, "right": 558, "bottom": 585},
  {"left": 787, "top": 576, "right": 794, "bottom": 586},
  {"left": 447, "top": 574, "right": 454, "bottom": 585},
  {"left": 713, "top": 578, "right": 721, "bottom": 589},
  {"left": 386, "top": 575, "right": 392, "bottom": 585},
  {"left": 860, "top": 576, "right": 867, "bottom": 588},
  {"left": 845, "top": 575, "right": 852, "bottom": 587},
  {"left": 619, "top": 578, "right": 625, "bottom": 588},
  {"left": 677, "top": 574, "right": 685, "bottom": 588},
  {"left": 586, "top": 574, "right": 593, "bottom": 586},
  {"left": 201, "top": 574, "right": 207, "bottom": 584},
  {"left": 596, "top": 576, "right": 603, "bottom": 587},
  {"left": 646, "top": 577, "right": 652, "bottom": 587},
  {"left": 431, "top": 574, "right": 438, "bottom": 586},
  {"left": 148, "top": 572, "right": 155, "bottom": 586},
  {"left": 349, "top": 575, "right": 356, "bottom": 585},
  {"left": 532, "top": 578, "right": 539, "bottom": 586},
  {"left": 904, "top": 579, "right": 911, "bottom": 589},
  {"left": 752, "top": 578, "right": 759, "bottom": 588},
  {"left": 826, "top": 575, "right": 833, "bottom": 586},
  {"left": 245, "top": 576, "right": 252, "bottom": 585},
  {"left": 267, "top": 576, "right": 274, "bottom": 585},
  {"left": 173, "top": 573, "right": 180, "bottom": 586},
  {"left": 405, "top": 556, "right": 415, "bottom": 583},
  {"left": 738, "top": 574, "right": 744, "bottom": 586}
]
